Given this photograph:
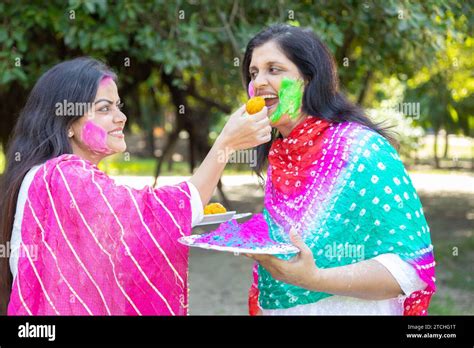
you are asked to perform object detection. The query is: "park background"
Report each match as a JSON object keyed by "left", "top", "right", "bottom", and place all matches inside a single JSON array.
[{"left": 0, "top": 0, "right": 472, "bottom": 314}]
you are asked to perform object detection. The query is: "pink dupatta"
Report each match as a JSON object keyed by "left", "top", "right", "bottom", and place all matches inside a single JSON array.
[{"left": 8, "top": 154, "right": 192, "bottom": 315}]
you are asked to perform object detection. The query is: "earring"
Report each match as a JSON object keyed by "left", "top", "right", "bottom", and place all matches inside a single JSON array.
[{"left": 68, "top": 131, "right": 73, "bottom": 137}]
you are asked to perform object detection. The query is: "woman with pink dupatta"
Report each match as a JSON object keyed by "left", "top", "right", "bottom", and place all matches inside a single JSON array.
[{"left": 0, "top": 57, "right": 271, "bottom": 315}]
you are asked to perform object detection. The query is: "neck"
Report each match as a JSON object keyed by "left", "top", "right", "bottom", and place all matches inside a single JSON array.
[
  {"left": 71, "top": 141, "right": 104, "bottom": 166},
  {"left": 275, "top": 114, "right": 308, "bottom": 138}
]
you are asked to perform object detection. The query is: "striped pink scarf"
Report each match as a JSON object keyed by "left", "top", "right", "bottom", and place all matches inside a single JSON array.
[{"left": 8, "top": 154, "right": 192, "bottom": 315}]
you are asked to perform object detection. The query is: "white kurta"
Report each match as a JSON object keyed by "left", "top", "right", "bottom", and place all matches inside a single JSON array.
[{"left": 262, "top": 253, "right": 427, "bottom": 315}]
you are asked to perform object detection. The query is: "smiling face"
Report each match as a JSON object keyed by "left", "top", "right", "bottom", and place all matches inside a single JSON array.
[
  {"left": 249, "top": 40, "right": 306, "bottom": 134},
  {"left": 69, "top": 77, "right": 127, "bottom": 164}
]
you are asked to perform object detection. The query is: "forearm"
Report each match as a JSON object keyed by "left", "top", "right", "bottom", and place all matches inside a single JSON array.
[
  {"left": 307, "top": 259, "right": 403, "bottom": 300},
  {"left": 188, "top": 104, "right": 270, "bottom": 207},
  {"left": 188, "top": 135, "right": 232, "bottom": 207}
]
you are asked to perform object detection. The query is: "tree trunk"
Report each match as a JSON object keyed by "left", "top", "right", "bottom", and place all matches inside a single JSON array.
[
  {"left": 146, "top": 126, "right": 156, "bottom": 158},
  {"left": 357, "top": 70, "right": 373, "bottom": 106},
  {"left": 471, "top": 142, "right": 474, "bottom": 171},
  {"left": 167, "top": 155, "right": 174, "bottom": 172},
  {"left": 159, "top": 71, "right": 232, "bottom": 205},
  {"left": 433, "top": 130, "right": 440, "bottom": 169},
  {"left": 336, "top": 27, "right": 355, "bottom": 65},
  {"left": 153, "top": 130, "right": 180, "bottom": 187},
  {"left": 194, "top": 133, "right": 232, "bottom": 209},
  {"left": 443, "top": 130, "right": 449, "bottom": 159},
  {"left": 188, "top": 128, "right": 196, "bottom": 174},
  {"left": 141, "top": 93, "right": 157, "bottom": 158}
]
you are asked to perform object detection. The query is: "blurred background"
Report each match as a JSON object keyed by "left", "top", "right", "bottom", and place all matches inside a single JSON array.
[{"left": 0, "top": 0, "right": 472, "bottom": 314}]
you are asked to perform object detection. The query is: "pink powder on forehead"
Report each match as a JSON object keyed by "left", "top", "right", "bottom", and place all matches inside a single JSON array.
[
  {"left": 248, "top": 81, "right": 255, "bottom": 98},
  {"left": 99, "top": 75, "right": 114, "bottom": 86},
  {"left": 81, "top": 121, "right": 113, "bottom": 155}
]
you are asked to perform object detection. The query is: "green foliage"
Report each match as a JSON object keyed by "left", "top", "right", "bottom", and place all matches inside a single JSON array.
[
  {"left": 405, "top": 34, "right": 474, "bottom": 137},
  {"left": 0, "top": 0, "right": 472, "bottom": 150}
]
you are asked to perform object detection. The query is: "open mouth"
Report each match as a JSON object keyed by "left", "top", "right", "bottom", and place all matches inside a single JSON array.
[
  {"left": 108, "top": 129, "right": 124, "bottom": 138},
  {"left": 260, "top": 94, "right": 279, "bottom": 109}
]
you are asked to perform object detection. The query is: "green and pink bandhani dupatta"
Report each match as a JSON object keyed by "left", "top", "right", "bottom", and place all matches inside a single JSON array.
[
  {"left": 8, "top": 154, "right": 192, "bottom": 315},
  {"left": 249, "top": 117, "right": 436, "bottom": 315}
]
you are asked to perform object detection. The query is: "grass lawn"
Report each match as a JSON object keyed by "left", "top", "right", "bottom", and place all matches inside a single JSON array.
[{"left": 418, "top": 190, "right": 474, "bottom": 315}]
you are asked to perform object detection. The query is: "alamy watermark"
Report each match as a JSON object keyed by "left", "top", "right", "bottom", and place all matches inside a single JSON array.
[
  {"left": 55, "top": 100, "right": 95, "bottom": 117},
  {"left": 18, "top": 322, "right": 55, "bottom": 341},
  {"left": 380, "top": 102, "right": 421, "bottom": 119},
  {"left": 324, "top": 242, "right": 365, "bottom": 262},
  {"left": 217, "top": 148, "right": 257, "bottom": 168},
  {"left": 0, "top": 241, "right": 38, "bottom": 261}
]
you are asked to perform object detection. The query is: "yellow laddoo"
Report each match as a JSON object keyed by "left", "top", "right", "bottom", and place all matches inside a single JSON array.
[
  {"left": 245, "top": 96, "right": 265, "bottom": 115},
  {"left": 204, "top": 203, "right": 227, "bottom": 215}
]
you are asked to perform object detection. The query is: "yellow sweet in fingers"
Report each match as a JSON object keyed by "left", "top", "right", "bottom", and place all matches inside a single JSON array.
[
  {"left": 204, "top": 203, "right": 227, "bottom": 215},
  {"left": 245, "top": 96, "right": 265, "bottom": 115}
]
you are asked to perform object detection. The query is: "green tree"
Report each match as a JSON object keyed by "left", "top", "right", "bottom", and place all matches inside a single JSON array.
[{"left": 0, "top": 0, "right": 471, "bottom": 176}]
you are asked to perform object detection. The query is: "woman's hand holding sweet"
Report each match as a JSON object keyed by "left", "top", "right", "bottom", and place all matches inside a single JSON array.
[{"left": 217, "top": 105, "right": 272, "bottom": 155}]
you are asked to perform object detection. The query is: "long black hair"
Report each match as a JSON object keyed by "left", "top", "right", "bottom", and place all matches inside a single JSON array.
[
  {"left": 242, "top": 24, "right": 397, "bottom": 179},
  {"left": 0, "top": 57, "right": 116, "bottom": 314}
]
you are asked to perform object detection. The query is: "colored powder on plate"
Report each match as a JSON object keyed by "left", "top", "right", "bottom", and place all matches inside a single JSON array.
[
  {"left": 270, "top": 78, "right": 304, "bottom": 123},
  {"left": 81, "top": 121, "right": 113, "bottom": 155},
  {"left": 196, "top": 214, "right": 279, "bottom": 249}
]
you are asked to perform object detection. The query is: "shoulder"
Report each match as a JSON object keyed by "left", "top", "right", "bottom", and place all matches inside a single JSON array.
[
  {"left": 44, "top": 154, "right": 102, "bottom": 180},
  {"left": 328, "top": 122, "right": 399, "bottom": 164},
  {"left": 339, "top": 123, "right": 412, "bottom": 196},
  {"left": 351, "top": 124, "right": 400, "bottom": 166}
]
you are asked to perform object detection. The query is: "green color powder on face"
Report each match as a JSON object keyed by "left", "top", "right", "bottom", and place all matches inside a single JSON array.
[{"left": 270, "top": 78, "right": 304, "bottom": 123}]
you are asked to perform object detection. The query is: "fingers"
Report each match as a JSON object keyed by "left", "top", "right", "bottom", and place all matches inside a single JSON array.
[
  {"left": 231, "top": 104, "right": 247, "bottom": 119},
  {"left": 260, "top": 134, "right": 272, "bottom": 144},
  {"left": 248, "top": 106, "right": 268, "bottom": 122},
  {"left": 228, "top": 104, "right": 271, "bottom": 149},
  {"left": 256, "top": 117, "right": 271, "bottom": 129},
  {"left": 257, "top": 127, "right": 272, "bottom": 143},
  {"left": 250, "top": 253, "right": 274, "bottom": 263},
  {"left": 256, "top": 118, "right": 272, "bottom": 142},
  {"left": 236, "top": 104, "right": 247, "bottom": 114},
  {"left": 289, "top": 228, "right": 311, "bottom": 256}
]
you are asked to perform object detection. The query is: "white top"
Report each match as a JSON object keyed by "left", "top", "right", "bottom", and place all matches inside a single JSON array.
[
  {"left": 262, "top": 253, "right": 427, "bottom": 315},
  {"left": 9, "top": 163, "right": 204, "bottom": 279}
]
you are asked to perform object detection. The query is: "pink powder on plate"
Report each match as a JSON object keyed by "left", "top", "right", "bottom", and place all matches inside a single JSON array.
[
  {"left": 81, "top": 121, "right": 113, "bottom": 155},
  {"left": 196, "top": 213, "right": 279, "bottom": 249}
]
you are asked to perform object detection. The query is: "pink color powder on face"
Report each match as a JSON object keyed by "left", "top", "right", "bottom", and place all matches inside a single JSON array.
[
  {"left": 100, "top": 75, "right": 114, "bottom": 86},
  {"left": 248, "top": 81, "right": 255, "bottom": 98},
  {"left": 81, "top": 121, "right": 113, "bottom": 155}
]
